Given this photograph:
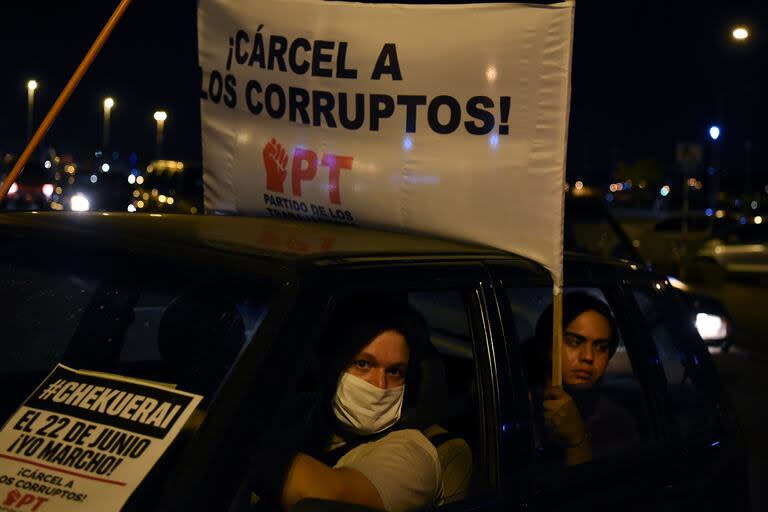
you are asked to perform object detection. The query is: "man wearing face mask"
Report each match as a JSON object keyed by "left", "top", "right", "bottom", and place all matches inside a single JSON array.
[{"left": 254, "top": 297, "right": 443, "bottom": 511}]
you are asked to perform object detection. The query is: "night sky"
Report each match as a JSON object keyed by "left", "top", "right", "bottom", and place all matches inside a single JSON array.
[{"left": 1, "top": 1, "right": 766, "bottom": 190}]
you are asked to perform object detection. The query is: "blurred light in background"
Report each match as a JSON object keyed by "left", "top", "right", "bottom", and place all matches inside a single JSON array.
[
  {"left": 660, "top": 185, "right": 670, "bottom": 197},
  {"left": 709, "top": 125, "right": 720, "bottom": 140},
  {"left": 732, "top": 26, "right": 749, "bottom": 41},
  {"left": 755, "top": 216, "right": 763, "bottom": 225},
  {"left": 70, "top": 194, "right": 90, "bottom": 212},
  {"left": 696, "top": 313, "right": 728, "bottom": 341}
]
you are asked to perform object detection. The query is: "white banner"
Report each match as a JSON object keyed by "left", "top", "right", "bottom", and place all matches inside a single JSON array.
[
  {"left": 0, "top": 365, "right": 201, "bottom": 511},
  {"left": 199, "top": 0, "right": 574, "bottom": 285}
]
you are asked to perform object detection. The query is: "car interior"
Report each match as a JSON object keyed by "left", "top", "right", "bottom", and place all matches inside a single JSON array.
[{"left": 505, "top": 286, "right": 655, "bottom": 462}]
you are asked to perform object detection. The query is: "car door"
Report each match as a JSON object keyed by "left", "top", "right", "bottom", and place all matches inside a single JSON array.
[
  {"left": 310, "top": 261, "right": 511, "bottom": 511},
  {"left": 622, "top": 277, "right": 749, "bottom": 512},
  {"left": 488, "top": 260, "right": 673, "bottom": 512}
]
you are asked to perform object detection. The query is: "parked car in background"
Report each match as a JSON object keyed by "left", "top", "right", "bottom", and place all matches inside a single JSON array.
[
  {"left": 633, "top": 212, "right": 737, "bottom": 277},
  {"left": 1, "top": 160, "right": 55, "bottom": 211},
  {"left": 698, "top": 221, "right": 768, "bottom": 278}
]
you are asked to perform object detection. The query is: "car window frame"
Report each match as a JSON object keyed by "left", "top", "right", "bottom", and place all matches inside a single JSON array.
[
  {"left": 487, "top": 259, "right": 677, "bottom": 508},
  {"left": 137, "top": 262, "right": 307, "bottom": 511},
  {"left": 620, "top": 276, "right": 728, "bottom": 446},
  {"left": 163, "top": 259, "right": 511, "bottom": 510},
  {"left": 311, "top": 261, "right": 505, "bottom": 504}
]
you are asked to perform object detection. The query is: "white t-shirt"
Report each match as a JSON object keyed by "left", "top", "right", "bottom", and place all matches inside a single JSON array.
[{"left": 334, "top": 429, "right": 443, "bottom": 512}]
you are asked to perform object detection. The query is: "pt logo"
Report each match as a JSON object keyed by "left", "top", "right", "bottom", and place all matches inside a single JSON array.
[
  {"left": 2, "top": 490, "right": 48, "bottom": 511},
  {"left": 262, "top": 138, "right": 353, "bottom": 204}
]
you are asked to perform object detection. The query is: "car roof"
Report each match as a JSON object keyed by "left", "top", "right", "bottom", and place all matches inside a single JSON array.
[
  {"left": 0, "top": 212, "right": 516, "bottom": 261},
  {"left": 0, "top": 212, "right": 649, "bottom": 283}
]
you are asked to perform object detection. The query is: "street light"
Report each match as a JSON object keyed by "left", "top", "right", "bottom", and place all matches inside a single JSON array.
[
  {"left": 732, "top": 26, "right": 749, "bottom": 42},
  {"left": 708, "top": 125, "right": 722, "bottom": 210},
  {"left": 26, "top": 80, "right": 38, "bottom": 140},
  {"left": 153, "top": 110, "right": 167, "bottom": 158},
  {"left": 103, "top": 97, "right": 115, "bottom": 152}
]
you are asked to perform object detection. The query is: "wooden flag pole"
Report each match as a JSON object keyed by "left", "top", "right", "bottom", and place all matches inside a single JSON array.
[
  {"left": 0, "top": 0, "right": 133, "bottom": 203},
  {"left": 552, "top": 290, "right": 563, "bottom": 387}
]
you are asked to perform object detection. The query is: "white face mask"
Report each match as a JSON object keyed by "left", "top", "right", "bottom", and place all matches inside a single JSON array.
[{"left": 333, "top": 372, "right": 405, "bottom": 435}]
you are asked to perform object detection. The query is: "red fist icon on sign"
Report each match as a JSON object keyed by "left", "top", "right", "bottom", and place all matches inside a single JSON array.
[
  {"left": 2, "top": 490, "right": 21, "bottom": 506},
  {"left": 263, "top": 138, "right": 289, "bottom": 193}
]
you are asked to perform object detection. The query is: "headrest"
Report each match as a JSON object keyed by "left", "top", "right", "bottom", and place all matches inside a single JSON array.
[
  {"left": 157, "top": 291, "right": 245, "bottom": 388},
  {"left": 400, "top": 339, "right": 449, "bottom": 429}
]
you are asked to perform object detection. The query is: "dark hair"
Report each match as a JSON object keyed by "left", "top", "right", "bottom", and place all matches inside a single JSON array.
[
  {"left": 307, "top": 294, "right": 429, "bottom": 446},
  {"left": 523, "top": 291, "right": 618, "bottom": 386},
  {"left": 320, "top": 295, "right": 428, "bottom": 392}
]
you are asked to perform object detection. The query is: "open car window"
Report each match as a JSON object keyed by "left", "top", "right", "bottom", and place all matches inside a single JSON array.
[{"left": 505, "top": 286, "right": 655, "bottom": 474}]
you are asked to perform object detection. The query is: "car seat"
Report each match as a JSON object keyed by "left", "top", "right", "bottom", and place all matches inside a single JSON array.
[
  {"left": 156, "top": 291, "right": 246, "bottom": 397},
  {"left": 401, "top": 341, "right": 473, "bottom": 505}
]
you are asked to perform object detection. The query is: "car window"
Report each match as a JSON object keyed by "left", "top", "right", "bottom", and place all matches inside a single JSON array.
[
  {"left": 725, "top": 224, "right": 768, "bottom": 244},
  {"left": 239, "top": 288, "right": 486, "bottom": 510},
  {"left": 654, "top": 217, "right": 710, "bottom": 233},
  {"left": 631, "top": 284, "right": 722, "bottom": 443},
  {"left": 0, "top": 250, "right": 273, "bottom": 418},
  {"left": 565, "top": 217, "right": 632, "bottom": 260},
  {"left": 0, "top": 245, "right": 279, "bottom": 512},
  {"left": 654, "top": 218, "right": 682, "bottom": 232},
  {"left": 505, "top": 286, "right": 654, "bottom": 472}
]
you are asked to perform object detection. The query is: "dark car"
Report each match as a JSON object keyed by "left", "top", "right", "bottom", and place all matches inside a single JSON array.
[
  {"left": 52, "top": 169, "right": 135, "bottom": 212},
  {"left": 1, "top": 160, "right": 55, "bottom": 211},
  {"left": 565, "top": 196, "right": 735, "bottom": 352},
  {"left": 0, "top": 213, "right": 748, "bottom": 512}
]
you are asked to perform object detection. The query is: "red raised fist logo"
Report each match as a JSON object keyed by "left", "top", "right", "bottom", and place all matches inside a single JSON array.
[
  {"left": 263, "top": 138, "right": 289, "bottom": 193},
  {"left": 2, "top": 490, "right": 21, "bottom": 506}
]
